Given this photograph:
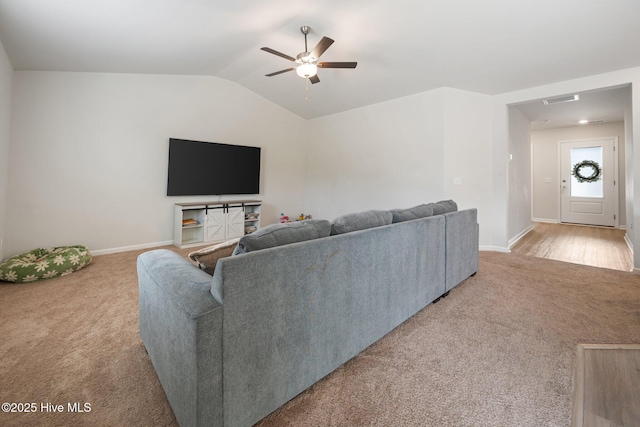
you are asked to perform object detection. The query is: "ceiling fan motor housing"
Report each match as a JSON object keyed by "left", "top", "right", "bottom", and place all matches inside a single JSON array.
[{"left": 296, "top": 52, "right": 316, "bottom": 64}]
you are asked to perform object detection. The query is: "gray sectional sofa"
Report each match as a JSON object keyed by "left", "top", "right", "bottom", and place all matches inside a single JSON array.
[{"left": 137, "top": 202, "right": 478, "bottom": 427}]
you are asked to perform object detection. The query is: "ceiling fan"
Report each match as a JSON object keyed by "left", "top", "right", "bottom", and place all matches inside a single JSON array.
[{"left": 261, "top": 26, "right": 357, "bottom": 84}]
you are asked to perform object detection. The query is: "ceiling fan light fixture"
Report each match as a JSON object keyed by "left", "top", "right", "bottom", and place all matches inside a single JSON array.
[{"left": 296, "top": 62, "right": 318, "bottom": 78}]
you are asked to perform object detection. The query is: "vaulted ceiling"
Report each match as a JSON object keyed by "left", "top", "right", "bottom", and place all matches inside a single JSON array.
[{"left": 1, "top": 0, "right": 639, "bottom": 120}]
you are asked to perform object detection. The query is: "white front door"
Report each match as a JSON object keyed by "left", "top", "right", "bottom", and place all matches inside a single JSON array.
[{"left": 559, "top": 138, "right": 617, "bottom": 227}]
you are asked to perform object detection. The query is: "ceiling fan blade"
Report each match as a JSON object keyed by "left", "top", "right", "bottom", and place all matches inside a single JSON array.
[
  {"left": 310, "top": 36, "right": 334, "bottom": 60},
  {"left": 261, "top": 47, "right": 296, "bottom": 62},
  {"left": 309, "top": 75, "right": 320, "bottom": 84},
  {"left": 318, "top": 62, "right": 358, "bottom": 69},
  {"left": 265, "top": 68, "right": 295, "bottom": 77}
]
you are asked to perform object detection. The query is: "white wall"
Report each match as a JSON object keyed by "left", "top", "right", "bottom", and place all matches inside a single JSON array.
[
  {"left": 305, "top": 88, "right": 446, "bottom": 221},
  {"left": 8, "top": 77, "right": 498, "bottom": 255},
  {"left": 6, "top": 71, "right": 307, "bottom": 256},
  {"left": 507, "top": 107, "right": 532, "bottom": 245},
  {"left": 442, "top": 88, "right": 493, "bottom": 247},
  {"left": 531, "top": 122, "right": 626, "bottom": 225},
  {"left": 304, "top": 87, "right": 494, "bottom": 247},
  {"left": 0, "top": 40, "right": 12, "bottom": 261},
  {"left": 624, "top": 92, "right": 634, "bottom": 250}
]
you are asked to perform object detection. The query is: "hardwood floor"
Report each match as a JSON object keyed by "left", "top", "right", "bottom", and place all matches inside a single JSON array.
[
  {"left": 572, "top": 344, "right": 640, "bottom": 427},
  {"left": 510, "top": 222, "right": 633, "bottom": 272}
]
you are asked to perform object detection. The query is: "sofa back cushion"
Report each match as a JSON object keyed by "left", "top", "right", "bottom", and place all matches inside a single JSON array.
[
  {"left": 428, "top": 200, "right": 458, "bottom": 215},
  {"left": 330, "top": 210, "right": 393, "bottom": 235},
  {"left": 390, "top": 204, "right": 434, "bottom": 223},
  {"left": 233, "top": 219, "right": 331, "bottom": 255}
]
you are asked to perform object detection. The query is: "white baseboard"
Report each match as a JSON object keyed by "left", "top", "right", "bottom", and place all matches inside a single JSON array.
[
  {"left": 624, "top": 233, "right": 634, "bottom": 252},
  {"left": 91, "top": 240, "right": 174, "bottom": 256},
  {"left": 532, "top": 218, "right": 559, "bottom": 224},
  {"left": 508, "top": 224, "right": 534, "bottom": 248},
  {"left": 533, "top": 218, "right": 627, "bottom": 231},
  {"left": 479, "top": 245, "right": 510, "bottom": 253}
]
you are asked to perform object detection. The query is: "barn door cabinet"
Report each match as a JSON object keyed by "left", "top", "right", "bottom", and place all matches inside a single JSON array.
[{"left": 174, "top": 200, "right": 261, "bottom": 248}]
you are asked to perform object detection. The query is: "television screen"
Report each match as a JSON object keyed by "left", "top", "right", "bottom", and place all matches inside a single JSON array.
[{"left": 167, "top": 138, "right": 261, "bottom": 196}]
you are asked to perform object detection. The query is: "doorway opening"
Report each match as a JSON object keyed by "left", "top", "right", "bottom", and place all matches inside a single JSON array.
[{"left": 510, "top": 85, "right": 632, "bottom": 269}]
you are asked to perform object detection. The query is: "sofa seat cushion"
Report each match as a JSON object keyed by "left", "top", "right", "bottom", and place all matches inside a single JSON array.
[
  {"left": 188, "top": 238, "right": 240, "bottom": 275},
  {"left": 390, "top": 204, "right": 434, "bottom": 223},
  {"left": 0, "top": 246, "right": 92, "bottom": 283},
  {"left": 330, "top": 210, "right": 393, "bottom": 235},
  {"left": 233, "top": 219, "right": 331, "bottom": 255},
  {"left": 428, "top": 200, "right": 458, "bottom": 215}
]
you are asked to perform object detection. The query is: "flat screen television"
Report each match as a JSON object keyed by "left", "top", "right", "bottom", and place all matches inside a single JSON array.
[{"left": 167, "top": 138, "right": 261, "bottom": 196}]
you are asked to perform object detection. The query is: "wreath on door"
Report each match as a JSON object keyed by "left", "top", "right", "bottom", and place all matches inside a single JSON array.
[{"left": 572, "top": 160, "right": 602, "bottom": 183}]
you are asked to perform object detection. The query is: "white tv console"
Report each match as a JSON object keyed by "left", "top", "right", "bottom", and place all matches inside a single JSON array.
[{"left": 174, "top": 200, "right": 261, "bottom": 248}]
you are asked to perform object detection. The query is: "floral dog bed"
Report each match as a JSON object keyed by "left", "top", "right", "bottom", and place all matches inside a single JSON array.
[{"left": 0, "top": 246, "right": 92, "bottom": 283}]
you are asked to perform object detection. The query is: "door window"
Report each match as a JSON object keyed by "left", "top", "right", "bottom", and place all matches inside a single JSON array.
[{"left": 570, "top": 146, "right": 603, "bottom": 198}]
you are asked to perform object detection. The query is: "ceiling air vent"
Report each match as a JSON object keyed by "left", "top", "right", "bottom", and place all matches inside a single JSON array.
[{"left": 542, "top": 94, "right": 579, "bottom": 105}]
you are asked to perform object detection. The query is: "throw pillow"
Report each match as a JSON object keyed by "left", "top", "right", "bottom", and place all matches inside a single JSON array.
[
  {"left": 330, "top": 210, "right": 393, "bottom": 235},
  {"left": 188, "top": 238, "right": 239, "bottom": 275},
  {"left": 233, "top": 219, "right": 331, "bottom": 255},
  {"left": 390, "top": 204, "right": 434, "bottom": 223}
]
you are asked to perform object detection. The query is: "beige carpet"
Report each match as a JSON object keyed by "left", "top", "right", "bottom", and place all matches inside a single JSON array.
[{"left": 1, "top": 249, "right": 639, "bottom": 427}]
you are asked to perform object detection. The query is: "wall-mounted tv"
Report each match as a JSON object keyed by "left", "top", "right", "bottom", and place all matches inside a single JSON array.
[{"left": 167, "top": 138, "right": 261, "bottom": 196}]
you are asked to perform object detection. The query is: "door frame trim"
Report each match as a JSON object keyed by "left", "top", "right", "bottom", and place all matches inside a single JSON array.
[{"left": 556, "top": 136, "right": 619, "bottom": 228}]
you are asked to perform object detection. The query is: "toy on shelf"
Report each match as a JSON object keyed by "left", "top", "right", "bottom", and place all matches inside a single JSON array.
[{"left": 280, "top": 213, "right": 312, "bottom": 223}]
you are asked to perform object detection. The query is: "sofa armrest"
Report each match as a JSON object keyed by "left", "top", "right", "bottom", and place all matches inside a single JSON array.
[
  {"left": 137, "top": 249, "right": 223, "bottom": 427},
  {"left": 444, "top": 209, "right": 479, "bottom": 291}
]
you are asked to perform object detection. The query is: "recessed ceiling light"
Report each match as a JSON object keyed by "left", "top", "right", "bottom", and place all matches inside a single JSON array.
[{"left": 578, "top": 119, "right": 589, "bottom": 124}]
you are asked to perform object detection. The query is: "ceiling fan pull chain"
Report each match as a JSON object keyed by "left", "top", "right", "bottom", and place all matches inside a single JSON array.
[{"left": 305, "top": 77, "right": 310, "bottom": 101}]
